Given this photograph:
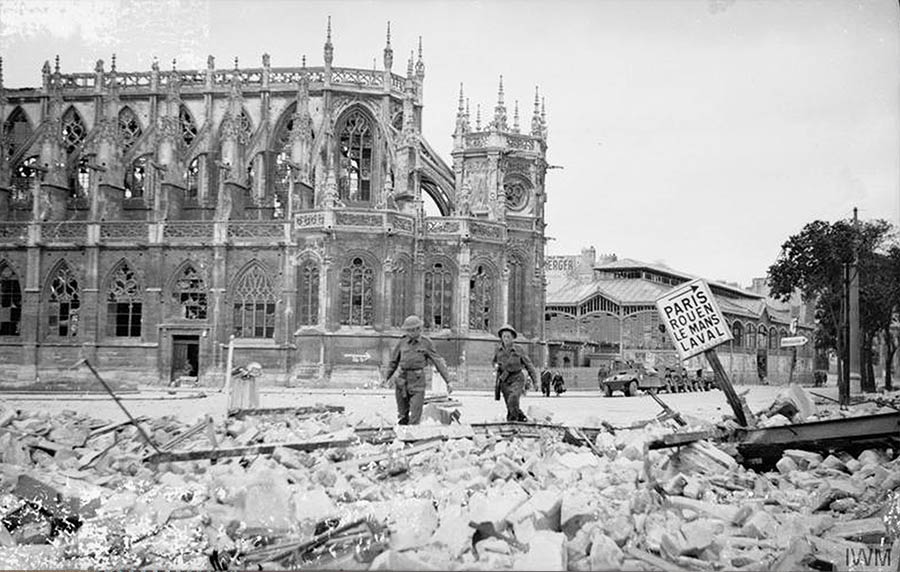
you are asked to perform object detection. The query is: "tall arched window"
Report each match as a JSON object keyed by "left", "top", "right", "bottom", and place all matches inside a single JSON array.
[
  {"left": 746, "top": 324, "right": 756, "bottom": 350},
  {"left": 124, "top": 154, "right": 150, "bottom": 198},
  {"left": 233, "top": 263, "right": 276, "bottom": 338},
  {"left": 179, "top": 105, "right": 197, "bottom": 147},
  {"left": 757, "top": 325, "right": 768, "bottom": 350},
  {"left": 48, "top": 263, "right": 80, "bottom": 338},
  {"left": 424, "top": 261, "right": 452, "bottom": 329},
  {"left": 12, "top": 156, "right": 38, "bottom": 202},
  {"left": 60, "top": 107, "right": 86, "bottom": 156},
  {"left": 69, "top": 155, "right": 91, "bottom": 198},
  {"left": 392, "top": 258, "right": 412, "bottom": 328},
  {"left": 3, "top": 106, "right": 32, "bottom": 159},
  {"left": 731, "top": 321, "right": 743, "bottom": 348},
  {"left": 469, "top": 263, "right": 494, "bottom": 332},
  {"left": 297, "top": 260, "right": 319, "bottom": 326},
  {"left": 337, "top": 110, "right": 373, "bottom": 202},
  {"left": 186, "top": 156, "right": 200, "bottom": 204},
  {"left": 117, "top": 107, "right": 142, "bottom": 152},
  {"left": 340, "top": 257, "right": 374, "bottom": 326},
  {"left": 0, "top": 263, "right": 22, "bottom": 336},
  {"left": 507, "top": 256, "right": 527, "bottom": 333},
  {"left": 173, "top": 265, "right": 207, "bottom": 320},
  {"left": 106, "top": 262, "right": 142, "bottom": 337}
]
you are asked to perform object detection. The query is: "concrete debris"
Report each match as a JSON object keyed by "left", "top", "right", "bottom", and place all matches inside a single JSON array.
[{"left": 0, "top": 395, "right": 897, "bottom": 570}]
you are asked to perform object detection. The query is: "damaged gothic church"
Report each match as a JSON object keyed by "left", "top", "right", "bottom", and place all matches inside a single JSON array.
[{"left": 0, "top": 23, "right": 548, "bottom": 387}]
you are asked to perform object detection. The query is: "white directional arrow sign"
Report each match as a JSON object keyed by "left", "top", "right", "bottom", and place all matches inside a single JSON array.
[{"left": 780, "top": 335, "right": 809, "bottom": 348}]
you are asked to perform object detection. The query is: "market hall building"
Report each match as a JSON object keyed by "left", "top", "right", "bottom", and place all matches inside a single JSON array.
[
  {"left": 0, "top": 25, "right": 548, "bottom": 387},
  {"left": 545, "top": 249, "right": 816, "bottom": 386}
]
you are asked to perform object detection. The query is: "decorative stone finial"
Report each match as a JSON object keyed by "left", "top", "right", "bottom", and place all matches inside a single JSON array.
[
  {"left": 513, "top": 100, "right": 520, "bottom": 132},
  {"left": 476, "top": 104, "right": 481, "bottom": 131},
  {"left": 110, "top": 53, "right": 116, "bottom": 73},
  {"left": 173, "top": 58, "right": 177, "bottom": 72},
  {"left": 458, "top": 83, "right": 464, "bottom": 112},
  {"left": 415, "top": 36, "right": 425, "bottom": 76},
  {"left": 302, "top": 54, "right": 307, "bottom": 68},
  {"left": 262, "top": 53, "right": 270, "bottom": 68},
  {"left": 383, "top": 21, "right": 393, "bottom": 69},
  {"left": 207, "top": 55, "right": 215, "bottom": 69},
  {"left": 324, "top": 16, "right": 334, "bottom": 65},
  {"left": 233, "top": 56, "right": 239, "bottom": 70},
  {"left": 54, "top": 55, "right": 60, "bottom": 74},
  {"left": 151, "top": 56, "right": 159, "bottom": 73}
]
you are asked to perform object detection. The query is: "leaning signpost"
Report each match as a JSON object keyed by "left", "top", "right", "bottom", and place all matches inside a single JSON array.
[{"left": 656, "top": 278, "right": 749, "bottom": 426}]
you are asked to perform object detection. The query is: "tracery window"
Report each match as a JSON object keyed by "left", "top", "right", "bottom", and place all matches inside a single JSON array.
[
  {"left": 106, "top": 262, "right": 142, "bottom": 337},
  {"left": 11, "top": 156, "right": 38, "bottom": 202},
  {"left": 503, "top": 180, "right": 529, "bottom": 211},
  {"left": 61, "top": 107, "right": 86, "bottom": 156},
  {"left": 3, "top": 107, "right": 32, "bottom": 159},
  {"left": 0, "top": 264, "right": 22, "bottom": 336},
  {"left": 124, "top": 154, "right": 150, "bottom": 198},
  {"left": 469, "top": 264, "right": 493, "bottom": 332},
  {"left": 48, "top": 263, "right": 80, "bottom": 338},
  {"left": 507, "top": 257, "right": 526, "bottom": 333},
  {"left": 232, "top": 264, "right": 276, "bottom": 338},
  {"left": 769, "top": 328, "right": 779, "bottom": 350},
  {"left": 297, "top": 260, "right": 319, "bottom": 326},
  {"left": 173, "top": 265, "right": 207, "bottom": 320},
  {"left": 69, "top": 155, "right": 91, "bottom": 197},
  {"left": 746, "top": 324, "right": 757, "bottom": 350},
  {"left": 337, "top": 111, "right": 373, "bottom": 202},
  {"left": 179, "top": 105, "right": 197, "bottom": 147},
  {"left": 117, "top": 107, "right": 142, "bottom": 152},
  {"left": 731, "top": 321, "right": 744, "bottom": 348},
  {"left": 392, "top": 258, "right": 412, "bottom": 327},
  {"left": 186, "top": 157, "right": 200, "bottom": 204},
  {"left": 339, "top": 257, "right": 374, "bottom": 326},
  {"left": 424, "top": 262, "right": 452, "bottom": 329}
]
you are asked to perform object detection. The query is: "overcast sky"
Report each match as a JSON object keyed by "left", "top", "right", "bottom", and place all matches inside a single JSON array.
[{"left": 1, "top": 0, "right": 898, "bottom": 287}]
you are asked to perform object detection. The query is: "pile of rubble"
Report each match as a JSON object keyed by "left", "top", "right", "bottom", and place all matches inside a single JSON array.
[{"left": 0, "top": 391, "right": 897, "bottom": 570}]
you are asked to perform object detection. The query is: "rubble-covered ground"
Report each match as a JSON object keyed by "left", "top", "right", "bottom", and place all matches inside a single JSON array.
[{"left": 0, "top": 384, "right": 898, "bottom": 570}]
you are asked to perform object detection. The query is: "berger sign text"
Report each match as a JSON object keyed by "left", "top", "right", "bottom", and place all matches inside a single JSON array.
[{"left": 656, "top": 279, "right": 732, "bottom": 360}]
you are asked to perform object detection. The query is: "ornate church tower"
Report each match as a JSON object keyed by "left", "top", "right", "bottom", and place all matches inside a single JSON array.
[{"left": 451, "top": 78, "right": 548, "bottom": 344}]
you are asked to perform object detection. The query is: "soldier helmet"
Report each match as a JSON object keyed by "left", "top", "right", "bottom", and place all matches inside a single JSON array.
[
  {"left": 401, "top": 315, "right": 424, "bottom": 330},
  {"left": 497, "top": 324, "right": 518, "bottom": 339}
]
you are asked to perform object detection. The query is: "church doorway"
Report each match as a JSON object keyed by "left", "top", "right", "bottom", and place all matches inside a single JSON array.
[{"left": 171, "top": 334, "right": 199, "bottom": 385}]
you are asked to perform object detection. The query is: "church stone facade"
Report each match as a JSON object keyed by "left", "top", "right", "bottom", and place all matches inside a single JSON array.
[{"left": 0, "top": 25, "right": 548, "bottom": 387}]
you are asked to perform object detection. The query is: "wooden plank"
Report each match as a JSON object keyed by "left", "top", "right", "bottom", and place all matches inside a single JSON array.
[
  {"left": 86, "top": 416, "right": 150, "bottom": 441},
  {"left": 624, "top": 547, "right": 692, "bottom": 572},
  {"left": 333, "top": 439, "right": 443, "bottom": 471},
  {"left": 144, "top": 437, "right": 353, "bottom": 464},
  {"left": 647, "top": 430, "right": 722, "bottom": 449},
  {"left": 229, "top": 405, "right": 346, "bottom": 419},
  {"left": 704, "top": 349, "right": 750, "bottom": 426}
]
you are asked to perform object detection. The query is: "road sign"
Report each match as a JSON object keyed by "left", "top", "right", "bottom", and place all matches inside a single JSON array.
[
  {"left": 780, "top": 335, "right": 808, "bottom": 348},
  {"left": 656, "top": 279, "right": 732, "bottom": 360}
]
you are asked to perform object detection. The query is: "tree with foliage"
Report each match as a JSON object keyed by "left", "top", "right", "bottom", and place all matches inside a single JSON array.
[{"left": 767, "top": 218, "right": 897, "bottom": 393}]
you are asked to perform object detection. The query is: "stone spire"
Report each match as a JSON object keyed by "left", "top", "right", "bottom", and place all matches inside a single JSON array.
[
  {"left": 541, "top": 96, "right": 547, "bottom": 138},
  {"left": 493, "top": 75, "right": 507, "bottom": 131},
  {"left": 54, "top": 55, "right": 60, "bottom": 75},
  {"left": 531, "top": 86, "right": 542, "bottom": 136},
  {"left": 406, "top": 51, "right": 414, "bottom": 78},
  {"left": 513, "top": 100, "right": 520, "bottom": 133},
  {"left": 455, "top": 83, "right": 467, "bottom": 134},
  {"left": 383, "top": 21, "right": 393, "bottom": 70},
  {"left": 324, "top": 16, "right": 334, "bottom": 66},
  {"left": 0, "top": 56, "right": 4, "bottom": 91},
  {"left": 475, "top": 104, "right": 481, "bottom": 131},
  {"left": 415, "top": 36, "right": 425, "bottom": 78}
]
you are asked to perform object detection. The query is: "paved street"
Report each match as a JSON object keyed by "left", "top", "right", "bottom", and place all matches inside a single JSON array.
[{"left": 0, "top": 383, "right": 835, "bottom": 428}]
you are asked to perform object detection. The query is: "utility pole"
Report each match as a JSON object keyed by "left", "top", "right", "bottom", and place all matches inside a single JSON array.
[
  {"left": 849, "top": 207, "right": 861, "bottom": 394},
  {"left": 840, "top": 260, "right": 849, "bottom": 406}
]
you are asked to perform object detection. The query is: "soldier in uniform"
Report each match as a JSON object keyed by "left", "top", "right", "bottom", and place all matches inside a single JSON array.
[
  {"left": 492, "top": 324, "right": 539, "bottom": 422},
  {"left": 383, "top": 315, "right": 455, "bottom": 425}
]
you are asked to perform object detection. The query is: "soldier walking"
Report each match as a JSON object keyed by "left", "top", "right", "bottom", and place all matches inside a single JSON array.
[
  {"left": 493, "top": 324, "right": 539, "bottom": 422},
  {"left": 383, "top": 315, "right": 455, "bottom": 425}
]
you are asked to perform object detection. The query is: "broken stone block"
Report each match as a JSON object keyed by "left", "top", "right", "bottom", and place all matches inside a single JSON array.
[
  {"left": 783, "top": 449, "right": 823, "bottom": 470},
  {"left": 776, "top": 456, "right": 799, "bottom": 475},
  {"left": 845, "top": 459, "right": 863, "bottom": 473},
  {"left": 857, "top": 449, "right": 885, "bottom": 467},
  {"left": 514, "top": 530, "right": 567, "bottom": 571},
  {"left": 820, "top": 454, "right": 849, "bottom": 473},
  {"left": 829, "top": 497, "right": 856, "bottom": 513},
  {"left": 390, "top": 498, "right": 438, "bottom": 551},
  {"left": 239, "top": 472, "right": 293, "bottom": 531},
  {"left": 560, "top": 492, "right": 598, "bottom": 537},
  {"left": 741, "top": 509, "right": 778, "bottom": 539},
  {"left": 680, "top": 518, "right": 723, "bottom": 555},
  {"left": 603, "top": 513, "right": 635, "bottom": 546},
  {"left": 469, "top": 481, "right": 529, "bottom": 530},
  {"left": 682, "top": 476, "right": 707, "bottom": 500},
  {"left": 660, "top": 530, "right": 688, "bottom": 560},
  {"left": 813, "top": 479, "right": 863, "bottom": 511},
  {"left": 588, "top": 530, "right": 624, "bottom": 570},
  {"left": 558, "top": 451, "right": 600, "bottom": 470},
  {"left": 430, "top": 505, "right": 472, "bottom": 559},
  {"left": 508, "top": 489, "right": 562, "bottom": 532},
  {"left": 291, "top": 487, "right": 337, "bottom": 526}
]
